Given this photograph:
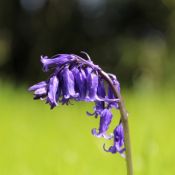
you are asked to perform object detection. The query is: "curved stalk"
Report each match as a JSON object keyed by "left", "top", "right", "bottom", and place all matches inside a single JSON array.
[{"left": 99, "top": 70, "right": 133, "bottom": 175}]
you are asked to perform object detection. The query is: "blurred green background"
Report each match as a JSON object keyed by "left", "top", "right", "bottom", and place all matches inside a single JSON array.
[{"left": 0, "top": 0, "right": 175, "bottom": 174}]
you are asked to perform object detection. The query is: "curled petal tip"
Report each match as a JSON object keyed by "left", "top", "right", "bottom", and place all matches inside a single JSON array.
[
  {"left": 91, "top": 128, "right": 98, "bottom": 136},
  {"left": 91, "top": 128, "right": 102, "bottom": 138},
  {"left": 103, "top": 143, "right": 108, "bottom": 152},
  {"left": 103, "top": 133, "right": 113, "bottom": 140},
  {"left": 86, "top": 111, "right": 95, "bottom": 116},
  {"left": 91, "top": 128, "right": 112, "bottom": 139}
]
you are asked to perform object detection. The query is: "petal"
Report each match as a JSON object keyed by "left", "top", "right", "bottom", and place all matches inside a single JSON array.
[
  {"left": 85, "top": 67, "right": 99, "bottom": 101},
  {"left": 78, "top": 69, "right": 87, "bottom": 100},
  {"left": 62, "top": 67, "right": 78, "bottom": 99},
  {"left": 108, "top": 84, "right": 115, "bottom": 99},
  {"left": 71, "top": 67, "right": 87, "bottom": 100},
  {"left": 103, "top": 144, "right": 126, "bottom": 156},
  {"left": 33, "top": 90, "right": 47, "bottom": 100},
  {"left": 104, "top": 123, "right": 125, "bottom": 155},
  {"left": 94, "top": 101, "right": 105, "bottom": 116},
  {"left": 103, "top": 144, "right": 117, "bottom": 154},
  {"left": 86, "top": 101, "right": 104, "bottom": 118},
  {"left": 107, "top": 84, "right": 119, "bottom": 109},
  {"left": 34, "top": 87, "right": 47, "bottom": 95},
  {"left": 28, "top": 81, "right": 48, "bottom": 100},
  {"left": 47, "top": 75, "right": 59, "bottom": 108},
  {"left": 99, "top": 109, "right": 113, "bottom": 133},
  {"left": 114, "top": 123, "right": 124, "bottom": 147},
  {"left": 28, "top": 81, "right": 47, "bottom": 91},
  {"left": 88, "top": 73, "right": 98, "bottom": 100},
  {"left": 70, "top": 67, "right": 79, "bottom": 94},
  {"left": 92, "top": 109, "right": 113, "bottom": 138},
  {"left": 41, "top": 54, "right": 76, "bottom": 72},
  {"left": 97, "top": 78, "right": 106, "bottom": 98}
]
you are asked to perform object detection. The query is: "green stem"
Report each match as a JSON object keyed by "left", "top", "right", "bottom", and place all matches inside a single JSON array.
[{"left": 99, "top": 70, "right": 133, "bottom": 175}]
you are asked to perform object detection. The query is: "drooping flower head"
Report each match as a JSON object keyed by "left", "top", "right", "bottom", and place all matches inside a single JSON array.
[{"left": 28, "top": 52, "right": 125, "bottom": 155}]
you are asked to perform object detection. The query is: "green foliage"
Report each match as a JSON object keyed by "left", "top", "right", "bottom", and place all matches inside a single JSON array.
[{"left": 0, "top": 85, "right": 174, "bottom": 175}]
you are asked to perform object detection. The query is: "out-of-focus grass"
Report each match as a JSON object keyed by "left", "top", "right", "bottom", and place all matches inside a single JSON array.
[{"left": 0, "top": 84, "right": 174, "bottom": 175}]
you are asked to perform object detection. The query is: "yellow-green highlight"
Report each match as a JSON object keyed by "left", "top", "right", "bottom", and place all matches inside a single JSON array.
[{"left": 0, "top": 84, "right": 174, "bottom": 175}]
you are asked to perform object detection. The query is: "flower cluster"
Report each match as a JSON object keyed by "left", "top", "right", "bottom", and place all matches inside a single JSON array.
[{"left": 28, "top": 53, "right": 125, "bottom": 155}]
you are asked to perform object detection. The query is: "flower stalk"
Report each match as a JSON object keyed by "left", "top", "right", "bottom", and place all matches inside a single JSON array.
[{"left": 100, "top": 70, "right": 133, "bottom": 175}]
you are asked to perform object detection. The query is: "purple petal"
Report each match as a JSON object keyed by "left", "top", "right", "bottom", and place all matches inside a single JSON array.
[
  {"left": 86, "top": 101, "right": 104, "bottom": 118},
  {"left": 71, "top": 67, "right": 87, "bottom": 100},
  {"left": 88, "top": 73, "right": 99, "bottom": 100},
  {"left": 41, "top": 54, "right": 76, "bottom": 72},
  {"left": 28, "top": 81, "right": 47, "bottom": 91},
  {"left": 94, "top": 101, "right": 105, "bottom": 116},
  {"left": 97, "top": 78, "right": 106, "bottom": 98},
  {"left": 28, "top": 81, "right": 48, "bottom": 100},
  {"left": 103, "top": 144, "right": 117, "bottom": 154},
  {"left": 113, "top": 123, "right": 124, "bottom": 147},
  {"left": 47, "top": 75, "right": 59, "bottom": 109},
  {"left": 92, "top": 109, "right": 113, "bottom": 139},
  {"left": 61, "top": 67, "right": 78, "bottom": 99},
  {"left": 99, "top": 109, "right": 113, "bottom": 133},
  {"left": 85, "top": 67, "right": 99, "bottom": 101},
  {"left": 33, "top": 89, "right": 47, "bottom": 100},
  {"left": 103, "top": 123, "right": 125, "bottom": 155},
  {"left": 107, "top": 84, "right": 119, "bottom": 109},
  {"left": 34, "top": 87, "right": 47, "bottom": 95},
  {"left": 70, "top": 67, "right": 79, "bottom": 93}
]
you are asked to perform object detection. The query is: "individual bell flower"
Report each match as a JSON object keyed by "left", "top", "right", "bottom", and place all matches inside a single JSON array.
[
  {"left": 61, "top": 66, "right": 79, "bottom": 100},
  {"left": 92, "top": 109, "right": 113, "bottom": 139},
  {"left": 85, "top": 68, "right": 99, "bottom": 101},
  {"left": 41, "top": 54, "right": 76, "bottom": 72},
  {"left": 46, "top": 75, "right": 59, "bottom": 109},
  {"left": 97, "top": 78, "right": 106, "bottom": 99},
  {"left": 71, "top": 66, "right": 87, "bottom": 101},
  {"left": 28, "top": 81, "right": 47, "bottom": 91},
  {"left": 28, "top": 81, "right": 48, "bottom": 100},
  {"left": 104, "top": 123, "right": 125, "bottom": 156}
]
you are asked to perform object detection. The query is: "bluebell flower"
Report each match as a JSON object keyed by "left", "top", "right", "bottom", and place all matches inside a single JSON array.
[
  {"left": 61, "top": 66, "right": 78, "bottom": 99},
  {"left": 28, "top": 81, "right": 48, "bottom": 100},
  {"left": 86, "top": 68, "right": 99, "bottom": 101},
  {"left": 41, "top": 54, "right": 76, "bottom": 72},
  {"left": 104, "top": 123, "right": 125, "bottom": 156},
  {"left": 97, "top": 78, "right": 106, "bottom": 99},
  {"left": 92, "top": 109, "right": 113, "bottom": 139},
  {"left": 71, "top": 67, "right": 87, "bottom": 100},
  {"left": 28, "top": 53, "right": 125, "bottom": 155}
]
